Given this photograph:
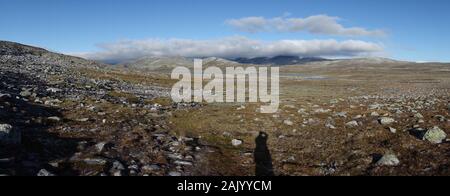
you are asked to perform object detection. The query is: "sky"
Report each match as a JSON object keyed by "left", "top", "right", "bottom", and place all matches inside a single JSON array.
[{"left": 0, "top": 0, "right": 449, "bottom": 62}]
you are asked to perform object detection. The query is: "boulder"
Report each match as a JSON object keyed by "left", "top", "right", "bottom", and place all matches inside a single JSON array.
[
  {"left": 423, "top": 126, "right": 447, "bottom": 144},
  {"left": 376, "top": 153, "right": 400, "bottom": 166},
  {"left": 379, "top": 117, "right": 395, "bottom": 125},
  {"left": 0, "top": 124, "right": 21, "bottom": 145},
  {"left": 346, "top": 121, "right": 359, "bottom": 127},
  {"left": 231, "top": 139, "right": 243, "bottom": 147}
]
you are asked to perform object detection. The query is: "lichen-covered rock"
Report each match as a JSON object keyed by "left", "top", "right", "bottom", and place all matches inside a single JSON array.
[{"left": 423, "top": 126, "right": 447, "bottom": 144}]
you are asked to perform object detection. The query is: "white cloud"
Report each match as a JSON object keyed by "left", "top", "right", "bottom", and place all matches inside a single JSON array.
[
  {"left": 226, "top": 15, "right": 386, "bottom": 37},
  {"left": 75, "top": 36, "right": 384, "bottom": 62}
]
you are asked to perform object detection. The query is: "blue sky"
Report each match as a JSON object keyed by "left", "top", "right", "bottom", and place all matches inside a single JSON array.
[{"left": 0, "top": 0, "right": 449, "bottom": 62}]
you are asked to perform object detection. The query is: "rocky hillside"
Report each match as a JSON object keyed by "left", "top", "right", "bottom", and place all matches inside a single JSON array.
[{"left": 0, "top": 41, "right": 201, "bottom": 176}]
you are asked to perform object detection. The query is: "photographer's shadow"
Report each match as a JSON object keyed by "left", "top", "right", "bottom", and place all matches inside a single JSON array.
[{"left": 254, "top": 132, "right": 274, "bottom": 176}]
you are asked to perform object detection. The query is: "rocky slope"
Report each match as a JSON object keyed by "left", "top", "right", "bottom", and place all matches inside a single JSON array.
[{"left": 0, "top": 41, "right": 201, "bottom": 176}]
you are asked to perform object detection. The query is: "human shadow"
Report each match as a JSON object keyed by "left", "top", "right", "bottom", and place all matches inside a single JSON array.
[
  {"left": 0, "top": 70, "right": 85, "bottom": 176},
  {"left": 254, "top": 132, "right": 274, "bottom": 176}
]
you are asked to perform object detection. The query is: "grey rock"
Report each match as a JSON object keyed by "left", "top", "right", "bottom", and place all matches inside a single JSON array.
[
  {"left": 376, "top": 153, "right": 400, "bottom": 166},
  {"left": 111, "top": 161, "right": 125, "bottom": 171},
  {"left": 232, "top": 139, "right": 243, "bottom": 147},
  {"left": 76, "top": 118, "right": 90, "bottom": 122},
  {"left": 434, "top": 115, "right": 446, "bottom": 122},
  {"left": 142, "top": 164, "right": 160, "bottom": 172},
  {"left": 423, "top": 126, "right": 447, "bottom": 144},
  {"left": 346, "top": 121, "right": 359, "bottom": 127},
  {"left": 0, "top": 124, "right": 21, "bottom": 145},
  {"left": 174, "top": 160, "right": 193, "bottom": 166},
  {"left": 388, "top": 127, "right": 397, "bottom": 134},
  {"left": 83, "top": 158, "right": 107, "bottom": 166},
  {"left": 47, "top": 116, "right": 61, "bottom": 122},
  {"left": 37, "top": 169, "right": 55, "bottom": 176},
  {"left": 95, "top": 142, "right": 107, "bottom": 153},
  {"left": 414, "top": 113, "right": 424, "bottom": 119},
  {"left": 379, "top": 117, "right": 395, "bottom": 125},
  {"left": 168, "top": 171, "right": 182, "bottom": 176},
  {"left": 20, "top": 89, "right": 32, "bottom": 97},
  {"left": 335, "top": 112, "right": 347, "bottom": 118},
  {"left": 283, "top": 120, "right": 294, "bottom": 126},
  {"left": 46, "top": 88, "right": 62, "bottom": 93}
]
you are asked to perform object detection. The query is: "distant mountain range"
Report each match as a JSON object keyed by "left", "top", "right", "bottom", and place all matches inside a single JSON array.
[{"left": 233, "top": 56, "right": 330, "bottom": 66}]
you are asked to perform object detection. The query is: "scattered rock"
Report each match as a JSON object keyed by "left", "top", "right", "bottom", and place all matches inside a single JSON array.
[
  {"left": 20, "top": 89, "right": 32, "bottom": 97},
  {"left": 47, "top": 116, "right": 61, "bottom": 122},
  {"left": 0, "top": 124, "right": 20, "bottom": 145},
  {"left": 314, "top": 108, "right": 331, "bottom": 114},
  {"left": 434, "top": 115, "right": 446, "bottom": 122},
  {"left": 423, "top": 126, "right": 447, "bottom": 144},
  {"left": 283, "top": 120, "right": 294, "bottom": 126},
  {"left": 46, "top": 88, "right": 62, "bottom": 93},
  {"left": 37, "top": 169, "right": 55, "bottom": 176},
  {"left": 231, "top": 139, "right": 243, "bottom": 147},
  {"left": 388, "top": 127, "right": 397, "bottom": 134},
  {"left": 168, "top": 171, "right": 182, "bottom": 176},
  {"left": 414, "top": 113, "right": 424, "bottom": 119},
  {"left": 76, "top": 118, "right": 90, "bottom": 122},
  {"left": 335, "top": 112, "right": 347, "bottom": 118},
  {"left": 346, "top": 121, "right": 359, "bottom": 127},
  {"left": 83, "top": 158, "right": 107, "bottom": 166},
  {"left": 379, "top": 117, "right": 395, "bottom": 125},
  {"left": 353, "top": 115, "right": 363, "bottom": 119},
  {"left": 376, "top": 153, "right": 400, "bottom": 166},
  {"left": 325, "top": 123, "right": 336, "bottom": 129},
  {"left": 370, "top": 112, "right": 380, "bottom": 117},
  {"left": 174, "top": 160, "right": 193, "bottom": 166},
  {"left": 95, "top": 142, "right": 107, "bottom": 153}
]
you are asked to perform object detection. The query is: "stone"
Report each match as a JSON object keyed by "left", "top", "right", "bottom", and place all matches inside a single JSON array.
[
  {"left": 314, "top": 108, "right": 331, "bottom": 114},
  {"left": 231, "top": 139, "right": 243, "bottom": 147},
  {"left": 369, "top": 104, "right": 382, "bottom": 110},
  {"left": 46, "top": 88, "right": 62, "bottom": 93},
  {"left": 37, "top": 169, "right": 55, "bottom": 176},
  {"left": 346, "top": 121, "right": 359, "bottom": 127},
  {"left": 376, "top": 153, "right": 400, "bottom": 166},
  {"left": 76, "top": 118, "right": 90, "bottom": 122},
  {"left": 95, "top": 142, "right": 107, "bottom": 153},
  {"left": 379, "top": 117, "right": 395, "bottom": 125},
  {"left": 283, "top": 120, "right": 294, "bottom": 126},
  {"left": 325, "top": 123, "right": 336, "bottom": 129},
  {"left": 335, "top": 112, "right": 347, "bottom": 118},
  {"left": 434, "top": 115, "right": 446, "bottom": 122},
  {"left": 388, "top": 127, "right": 397, "bottom": 134},
  {"left": 83, "top": 158, "right": 107, "bottom": 166},
  {"left": 0, "top": 124, "right": 20, "bottom": 145},
  {"left": 414, "top": 113, "right": 424, "bottom": 119},
  {"left": 111, "top": 161, "right": 125, "bottom": 171},
  {"left": 142, "top": 164, "right": 160, "bottom": 172},
  {"left": 168, "top": 171, "right": 182, "bottom": 176},
  {"left": 370, "top": 112, "right": 380, "bottom": 117},
  {"left": 174, "top": 160, "right": 193, "bottom": 166},
  {"left": 20, "top": 89, "right": 32, "bottom": 97},
  {"left": 47, "top": 116, "right": 61, "bottom": 122},
  {"left": 423, "top": 126, "right": 447, "bottom": 144},
  {"left": 353, "top": 115, "right": 363, "bottom": 119}
]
